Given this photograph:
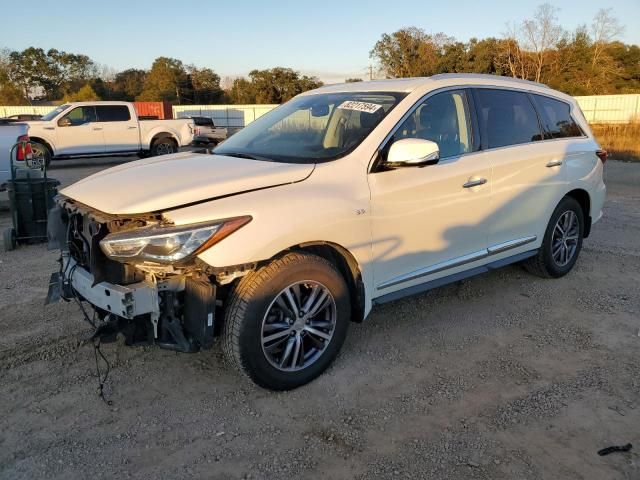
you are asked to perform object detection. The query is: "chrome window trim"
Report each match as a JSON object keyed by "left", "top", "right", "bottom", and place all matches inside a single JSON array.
[{"left": 369, "top": 84, "right": 590, "bottom": 173}]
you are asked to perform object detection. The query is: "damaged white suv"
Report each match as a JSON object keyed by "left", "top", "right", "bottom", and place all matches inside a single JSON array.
[{"left": 48, "top": 74, "right": 606, "bottom": 390}]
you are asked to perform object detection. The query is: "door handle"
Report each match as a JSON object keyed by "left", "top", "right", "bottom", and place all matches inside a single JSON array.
[
  {"left": 92, "top": 127, "right": 103, "bottom": 131},
  {"left": 127, "top": 126, "right": 137, "bottom": 129},
  {"left": 546, "top": 160, "right": 563, "bottom": 167},
  {"left": 43, "top": 126, "right": 55, "bottom": 130},
  {"left": 463, "top": 177, "right": 487, "bottom": 188}
]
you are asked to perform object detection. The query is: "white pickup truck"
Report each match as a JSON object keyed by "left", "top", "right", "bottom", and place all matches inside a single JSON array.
[{"left": 25, "top": 102, "right": 194, "bottom": 164}]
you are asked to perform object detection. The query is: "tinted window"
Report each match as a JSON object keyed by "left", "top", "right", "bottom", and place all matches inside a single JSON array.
[
  {"left": 390, "top": 90, "right": 473, "bottom": 158},
  {"left": 63, "top": 106, "right": 97, "bottom": 125},
  {"left": 532, "top": 94, "right": 583, "bottom": 139},
  {"left": 96, "top": 105, "right": 131, "bottom": 122},
  {"left": 475, "top": 89, "right": 542, "bottom": 149},
  {"left": 192, "top": 117, "right": 214, "bottom": 126}
]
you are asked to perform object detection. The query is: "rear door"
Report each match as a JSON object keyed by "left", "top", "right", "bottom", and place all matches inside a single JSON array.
[
  {"left": 96, "top": 105, "right": 140, "bottom": 152},
  {"left": 56, "top": 106, "right": 104, "bottom": 155},
  {"left": 471, "top": 88, "right": 566, "bottom": 253}
]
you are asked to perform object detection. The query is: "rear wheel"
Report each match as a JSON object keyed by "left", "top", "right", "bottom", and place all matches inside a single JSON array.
[
  {"left": 524, "top": 196, "right": 584, "bottom": 278},
  {"left": 151, "top": 137, "right": 177, "bottom": 156},
  {"left": 222, "top": 252, "right": 350, "bottom": 390}
]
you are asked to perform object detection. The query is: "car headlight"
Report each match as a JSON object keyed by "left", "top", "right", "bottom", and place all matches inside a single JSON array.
[{"left": 99, "top": 216, "right": 251, "bottom": 263}]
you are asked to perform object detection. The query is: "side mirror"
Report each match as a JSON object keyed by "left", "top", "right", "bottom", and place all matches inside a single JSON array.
[
  {"left": 310, "top": 104, "right": 330, "bottom": 117},
  {"left": 58, "top": 117, "right": 72, "bottom": 127},
  {"left": 387, "top": 138, "right": 440, "bottom": 167}
]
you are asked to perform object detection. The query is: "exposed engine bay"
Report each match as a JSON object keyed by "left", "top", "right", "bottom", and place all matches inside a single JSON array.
[{"left": 46, "top": 196, "right": 253, "bottom": 353}]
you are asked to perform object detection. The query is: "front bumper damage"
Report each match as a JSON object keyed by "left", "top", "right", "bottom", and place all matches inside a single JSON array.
[{"left": 47, "top": 198, "right": 218, "bottom": 353}]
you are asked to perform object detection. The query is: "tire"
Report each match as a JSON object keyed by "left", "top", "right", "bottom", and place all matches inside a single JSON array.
[
  {"left": 3, "top": 228, "right": 16, "bottom": 252},
  {"left": 524, "top": 196, "right": 584, "bottom": 278},
  {"left": 30, "top": 142, "right": 51, "bottom": 168},
  {"left": 150, "top": 137, "right": 177, "bottom": 156},
  {"left": 222, "top": 252, "right": 351, "bottom": 390}
]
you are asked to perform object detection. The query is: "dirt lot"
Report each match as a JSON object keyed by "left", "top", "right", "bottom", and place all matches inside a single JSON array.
[{"left": 1, "top": 158, "right": 639, "bottom": 480}]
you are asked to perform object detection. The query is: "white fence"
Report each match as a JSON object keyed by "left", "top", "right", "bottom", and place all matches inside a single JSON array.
[
  {"left": 3, "top": 95, "right": 640, "bottom": 125},
  {"left": 172, "top": 104, "right": 278, "bottom": 127},
  {"left": 575, "top": 94, "right": 640, "bottom": 124}
]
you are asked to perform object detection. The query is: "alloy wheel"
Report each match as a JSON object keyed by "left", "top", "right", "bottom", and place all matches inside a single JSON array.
[
  {"left": 551, "top": 210, "right": 579, "bottom": 267},
  {"left": 261, "top": 281, "right": 337, "bottom": 372}
]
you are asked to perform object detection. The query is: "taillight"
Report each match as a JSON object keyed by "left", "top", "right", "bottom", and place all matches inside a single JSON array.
[
  {"left": 596, "top": 150, "right": 608, "bottom": 164},
  {"left": 15, "top": 134, "right": 32, "bottom": 162}
]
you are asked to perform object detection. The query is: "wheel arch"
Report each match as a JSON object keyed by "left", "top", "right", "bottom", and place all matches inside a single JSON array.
[
  {"left": 150, "top": 132, "right": 178, "bottom": 148},
  {"left": 565, "top": 188, "right": 592, "bottom": 237},
  {"left": 289, "top": 241, "right": 366, "bottom": 323},
  {"left": 29, "top": 137, "right": 55, "bottom": 156}
]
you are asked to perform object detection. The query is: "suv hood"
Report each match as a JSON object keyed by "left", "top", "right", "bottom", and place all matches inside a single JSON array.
[{"left": 61, "top": 152, "right": 315, "bottom": 214}]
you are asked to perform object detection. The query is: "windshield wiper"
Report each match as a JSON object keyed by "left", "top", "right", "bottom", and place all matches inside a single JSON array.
[{"left": 217, "top": 152, "right": 274, "bottom": 162}]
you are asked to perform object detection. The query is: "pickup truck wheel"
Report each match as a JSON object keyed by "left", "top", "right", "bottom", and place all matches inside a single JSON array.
[
  {"left": 524, "top": 196, "right": 584, "bottom": 278},
  {"left": 222, "top": 252, "right": 350, "bottom": 390},
  {"left": 31, "top": 142, "right": 51, "bottom": 168},
  {"left": 151, "top": 137, "right": 176, "bottom": 156},
  {"left": 3, "top": 228, "right": 17, "bottom": 251}
]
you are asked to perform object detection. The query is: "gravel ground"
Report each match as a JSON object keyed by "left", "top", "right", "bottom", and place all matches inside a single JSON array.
[{"left": 0, "top": 158, "right": 639, "bottom": 480}]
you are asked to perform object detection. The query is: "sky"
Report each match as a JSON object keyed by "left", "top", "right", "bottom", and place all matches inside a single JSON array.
[{"left": 2, "top": 0, "right": 639, "bottom": 84}]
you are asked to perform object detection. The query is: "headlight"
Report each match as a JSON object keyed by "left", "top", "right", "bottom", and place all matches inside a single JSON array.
[{"left": 99, "top": 216, "right": 251, "bottom": 263}]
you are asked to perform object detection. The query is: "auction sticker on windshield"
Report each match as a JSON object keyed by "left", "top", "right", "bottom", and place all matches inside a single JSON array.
[{"left": 337, "top": 101, "right": 382, "bottom": 114}]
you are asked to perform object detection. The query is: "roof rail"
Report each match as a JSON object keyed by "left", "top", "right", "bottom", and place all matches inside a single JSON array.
[{"left": 429, "top": 73, "right": 550, "bottom": 89}]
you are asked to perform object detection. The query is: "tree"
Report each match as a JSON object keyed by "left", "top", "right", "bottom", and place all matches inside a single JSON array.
[
  {"left": 521, "top": 3, "right": 564, "bottom": 83},
  {"left": 187, "top": 66, "right": 223, "bottom": 104},
  {"left": 0, "top": 49, "right": 27, "bottom": 104},
  {"left": 63, "top": 83, "right": 100, "bottom": 102},
  {"left": 112, "top": 69, "right": 147, "bottom": 100},
  {"left": 137, "top": 57, "right": 189, "bottom": 103},
  {"left": 229, "top": 68, "right": 322, "bottom": 104},
  {"left": 345, "top": 78, "right": 363, "bottom": 83},
  {"left": 370, "top": 27, "right": 455, "bottom": 78}
]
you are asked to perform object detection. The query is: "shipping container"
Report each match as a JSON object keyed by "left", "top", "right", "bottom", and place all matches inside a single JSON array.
[{"left": 133, "top": 101, "right": 173, "bottom": 120}]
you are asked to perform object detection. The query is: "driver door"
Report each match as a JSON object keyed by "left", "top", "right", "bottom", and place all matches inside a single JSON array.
[
  {"left": 56, "top": 106, "right": 105, "bottom": 155},
  {"left": 368, "top": 89, "right": 493, "bottom": 296}
]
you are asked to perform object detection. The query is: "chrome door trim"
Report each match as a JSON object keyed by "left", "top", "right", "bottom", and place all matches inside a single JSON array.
[
  {"left": 377, "top": 249, "right": 488, "bottom": 290},
  {"left": 376, "top": 235, "right": 537, "bottom": 291},
  {"left": 487, "top": 235, "right": 537, "bottom": 255}
]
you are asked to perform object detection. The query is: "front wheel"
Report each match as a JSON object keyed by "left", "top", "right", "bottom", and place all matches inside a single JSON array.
[
  {"left": 524, "top": 196, "right": 584, "bottom": 278},
  {"left": 222, "top": 252, "right": 350, "bottom": 390}
]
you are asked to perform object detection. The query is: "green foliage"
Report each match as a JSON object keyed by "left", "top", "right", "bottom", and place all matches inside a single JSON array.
[
  {"left": 63, "top": 83, "right": 100, "bottom": 102},
  {"left": 112, "top": 69, "right": 147, "bottom": 101},
  {"left": 230, "top": 68, "right": 323, "bottom": 104},
  {"left": 137, "top": 57, "right": 188, "bottom": 102},
  {"left": 370, "top": 8, "right": 639, "bottom": 95},
  {"left": 5, "top": 47, "right": 96, "bottom": 101}
]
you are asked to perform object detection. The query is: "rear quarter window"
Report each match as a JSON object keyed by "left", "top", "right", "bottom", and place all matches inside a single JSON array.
[
  {"left": 474, "top": 89, "right": 543, "bottom": 149},
  {"left": 531, "top": 94, "right": 583, "bottom": 139}
]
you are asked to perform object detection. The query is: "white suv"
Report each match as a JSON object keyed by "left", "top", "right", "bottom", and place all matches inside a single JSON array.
[{"left": 48, "top": 74, "right": 606, "bottom": 390}]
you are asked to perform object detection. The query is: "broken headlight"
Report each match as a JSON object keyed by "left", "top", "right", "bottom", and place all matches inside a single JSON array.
[{"left": 99, "top": 216, "right": 251, "bottom": 264}]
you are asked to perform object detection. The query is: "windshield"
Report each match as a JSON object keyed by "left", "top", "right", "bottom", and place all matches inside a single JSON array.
[
  {"left": 41, "top": 105, "right": 70, "bottom": 121},
  {"left": 214, "top": 91, "right": 406, "bottom": 163}
]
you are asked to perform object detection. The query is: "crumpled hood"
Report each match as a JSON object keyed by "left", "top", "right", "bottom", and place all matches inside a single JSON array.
[{"left": 61, "top": 152, "right": 314, "bottom": 214}]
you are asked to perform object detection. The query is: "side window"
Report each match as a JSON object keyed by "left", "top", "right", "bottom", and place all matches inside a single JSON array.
[
  {"left": 531, "top": 94, "right": 583, "bottom": 139},
  {"left": 96, "top": 105, "right": 131, "bottom": 122},
  {"left": 63, "top": 106, "right": 96, "bottom": 126},
  {"left": 390, "top": 90, "right": 472, "bottom": 159},
  {"left": 475, "top": 89, "right": 542, "bottom": 149}
]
